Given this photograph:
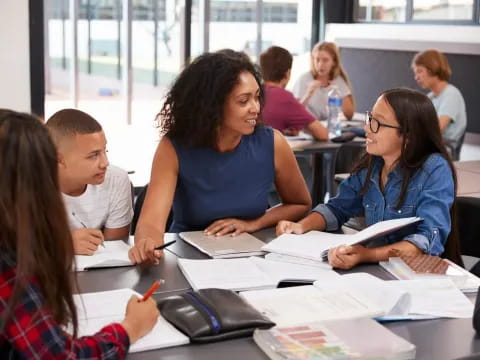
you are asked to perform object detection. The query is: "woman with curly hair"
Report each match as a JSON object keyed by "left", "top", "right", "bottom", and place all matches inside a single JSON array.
[{"left": 129, "top": 50, "right": 311, "bottom": 264}]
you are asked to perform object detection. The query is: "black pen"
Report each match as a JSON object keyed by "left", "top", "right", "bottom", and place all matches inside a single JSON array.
[{"left": 155, "top": 239, "right": 176, "bottom": 251}]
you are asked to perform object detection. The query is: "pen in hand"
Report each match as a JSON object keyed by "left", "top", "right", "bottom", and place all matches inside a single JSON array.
[
  {"left": 72, "top": 211, "right": 105, "bottom": 248},
  {"left": 154, "top": 239, "right": 176, "bottom": 251},
  {"left": 139, "top": 279, "right": 165, "bottom": 302}
]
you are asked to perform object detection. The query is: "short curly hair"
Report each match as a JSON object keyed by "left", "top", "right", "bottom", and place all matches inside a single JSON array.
[{"left": 158, "top": 49, "right": 264, "bottom": 148}]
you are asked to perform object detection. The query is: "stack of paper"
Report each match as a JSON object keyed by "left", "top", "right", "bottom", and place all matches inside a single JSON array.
[
  {"left": 262, "top": 217, "right": 423, "bottom": 262},
  {"left": 74, "top": 288, "right": 189, "bottom": 352},
  {"left": 75, "top": 240, "right": 133, "bottom": 271},
  {"left": 240, "top": 272, "right": 473, "bottom": 326},
  {"left": 179, "top": 231, "right": 266, "bottom": 258},
  {"left": 177, "top": 257, "right": 339, "bottom": 292}
]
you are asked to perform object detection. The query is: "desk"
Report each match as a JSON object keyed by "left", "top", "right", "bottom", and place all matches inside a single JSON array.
[
  {"left": 78, "top": 229, "right": 480, "bottom": 360},
  {"left": 288, "top": 139, "right": 365, "bottom": 204},
  {"left": 456, "top": 161, "right": 480, "bottom": 197},
  {"left": 75, "top": 249, "right": 191, "bottom": 295}
]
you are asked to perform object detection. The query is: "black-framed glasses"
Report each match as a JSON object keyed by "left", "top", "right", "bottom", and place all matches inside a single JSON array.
[{"left": 365, "top": 111, "right": 402, "bottom": 133}]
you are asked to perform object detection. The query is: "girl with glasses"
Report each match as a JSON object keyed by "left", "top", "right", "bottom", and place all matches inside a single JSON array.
[{"left": 276, "top": 88, "right": 461, "bottom": 270}]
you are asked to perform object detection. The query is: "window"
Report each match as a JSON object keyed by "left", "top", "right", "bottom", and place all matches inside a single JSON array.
[
  {"left": 355, "top": 0, "right": 479, "bottom": 23},
  {"left": 413, "top": 0, "right": 474, "bottom": 21},
  {"left": 355, "top": 0, "right": 407, "bottom": 22}
]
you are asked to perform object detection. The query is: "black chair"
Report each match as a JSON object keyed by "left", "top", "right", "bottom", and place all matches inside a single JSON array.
[
  {"left": 130, "top": 184, "right": 174, "bottom": 235},
  {"left": 446, "top": 131, "right": 466, "bottom": 161},
  {"left": 456, "top": 196, "right": 480, "bottom": 276}
]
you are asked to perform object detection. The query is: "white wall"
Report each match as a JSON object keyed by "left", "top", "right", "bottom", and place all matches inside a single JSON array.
[
  {"left": 325, "top": 23, "right": 480, "bottom": 55},
  {"left": 0, "top": 0, "right": 30, "bottom": 112}
]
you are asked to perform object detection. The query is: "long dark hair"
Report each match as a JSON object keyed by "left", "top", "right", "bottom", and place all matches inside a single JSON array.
[
  {"left": 352, "top": 88, "right": 461, "bottom": 264},
  {"left": 0, "top": 110, "right": 78, "bottom": 334},
  {"left": 158, "top": 49, "right": 265, "bottom": 148}
]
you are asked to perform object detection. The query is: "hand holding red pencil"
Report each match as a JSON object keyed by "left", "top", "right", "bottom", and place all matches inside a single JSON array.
[{"left": 121, "top": 280, "right": 163, "bottom": 344}]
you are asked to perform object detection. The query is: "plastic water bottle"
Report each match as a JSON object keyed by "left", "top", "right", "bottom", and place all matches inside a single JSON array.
[{"left": 327, "top": 86, "right": 343, "bottom": 139}]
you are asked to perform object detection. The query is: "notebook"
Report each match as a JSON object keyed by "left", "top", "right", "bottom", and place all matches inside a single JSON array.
[
  {"left": 179, "top": 231, "right": 266, "bottom": 258},
  {"left": 177, "top": 257, "right": 340, "bottom": 292},
  {"left": 262, "top": 217, "right": 423, "bottom": 262},
  {"left": 254, "top": 318, "right": 416, "bottom": 360},
  {"left": 74, "top": 288, "right": 190, "bottom": 353},
  {"left": 75, "top": 240, "right": 133, "bottom": 271}
]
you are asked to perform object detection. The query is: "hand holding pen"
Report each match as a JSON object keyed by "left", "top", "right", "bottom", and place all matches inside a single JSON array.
[
  {"left": 71, "top": 212, "right": 105, "bottom": 255},
  {"left": 128, "top": 236, "right": 176, "bottom": 265}
]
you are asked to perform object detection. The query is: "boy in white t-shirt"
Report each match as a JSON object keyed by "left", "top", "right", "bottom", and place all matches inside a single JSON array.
[{"left": 46, "top": 109, "right": 133, "bottom": 255}]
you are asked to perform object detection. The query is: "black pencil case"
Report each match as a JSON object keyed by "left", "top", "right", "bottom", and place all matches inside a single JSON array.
[{"left": 157, "top": 288, "right": 275, "bottom": 343}]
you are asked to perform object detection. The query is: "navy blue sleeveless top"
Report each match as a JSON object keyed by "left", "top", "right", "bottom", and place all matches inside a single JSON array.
[{"left": 169, "top": 126, "right": 274, "bottom": 232}]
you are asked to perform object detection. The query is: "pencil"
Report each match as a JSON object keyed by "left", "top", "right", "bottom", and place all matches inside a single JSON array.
[
  {"left": 139, "top": 279, "right": 164, "bottom": 302},
  {"left": 71, "top": 211, "right": 105, "bottom": 248}
]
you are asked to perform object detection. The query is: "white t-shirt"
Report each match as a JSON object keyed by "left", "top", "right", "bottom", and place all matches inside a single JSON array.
[
  {"left": 292, "top": 72, "right": 351, "bottom": 120},
  {"left": 63, "top": 165, "right": 133, "bottom": 231}
]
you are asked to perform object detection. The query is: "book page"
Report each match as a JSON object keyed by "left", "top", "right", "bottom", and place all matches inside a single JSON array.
[
  {"left": 75, "top": 240, "right": 133, "bottom": 271},
  {"left": 262, "top": 217, "right": 422, "bottom": 261},
  {"left": 177, "top": 258, "right": 275, "bottom": 291},
  {"left": 313, "top": 273, "right": 411, "bottom": 318},
  {"left": 241, "top": 285, "right": 384, "bottom": 326},
  {"left": 74, "top": 288, "right": 189, "bottom": 353},
  {"left": 262, "top": 232, "right": 352, "bottom": 261}
]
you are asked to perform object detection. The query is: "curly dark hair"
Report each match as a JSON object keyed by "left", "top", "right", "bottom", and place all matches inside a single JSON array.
[{"left": 158, "top": 49, "right": 264, "bottom": 148}]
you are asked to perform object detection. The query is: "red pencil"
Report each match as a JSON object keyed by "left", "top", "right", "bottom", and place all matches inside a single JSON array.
[{"left": 139, "top": 280, "right": 164, "bottom": 302}]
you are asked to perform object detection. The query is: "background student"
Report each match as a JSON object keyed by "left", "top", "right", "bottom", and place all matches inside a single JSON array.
[
  {"left": 0, "top": 109, "right": 159, "bottom": 358},
  {"left": 277, "top": 88, "right": 461, "bottom": 270},
  {"left": 260, "top": 46, "right": 328, "bottom": 140},
  {"left": 293, "top": 41, "right": 355, "bottom": 120},
  {"left": 46, "top": 109, "right": 133, "bottom": 255},
  {"left": 129, "top": 49, "right": 311, "bottom": 264},
  {"left": 412, "top": 49, "right": 467, "bottom": 158}
]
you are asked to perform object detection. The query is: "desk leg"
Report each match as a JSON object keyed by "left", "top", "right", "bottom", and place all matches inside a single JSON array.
[{"left": 311, "top": 149, "right": 339, "bottom": 205}]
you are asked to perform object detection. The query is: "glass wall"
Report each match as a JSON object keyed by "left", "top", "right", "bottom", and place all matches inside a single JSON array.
[
  {"left": 413, "top": 0, "right": 475, "bottom": 21},
  {"left": 355, "top": 0, "right": 407, "bottom": 22},
  {"left": 355, "top": 0, "right": 479, "bottom": 23}
]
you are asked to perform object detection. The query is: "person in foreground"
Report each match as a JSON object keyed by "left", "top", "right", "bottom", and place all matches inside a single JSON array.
[
  {"left": 129, "top": 50, "right": 311, "bottom": 264},
  {"left": 277, "top": 88, "right": 462, "bottom": 270},
  {"left": 46, "top": 109, "right": 133, "bottom": 255},
  {"left": 293, "top": 41, "right": 355, "bottom": 120},
  {"left": 412, "top": 49, "right": 467, "bottom": 158},
  {"left": 260, "top": 46, "right": 328, "bottom": 140},
  {"left": 0, "top": 109, "right": 159, "bottom": 357}
]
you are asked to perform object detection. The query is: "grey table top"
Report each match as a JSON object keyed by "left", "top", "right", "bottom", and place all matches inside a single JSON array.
[
  {"left": 78, "top": 228, "right": 480, "bottom": 360},
  {"left": 74, "top": 249, "right": 191, "bottom": 295}
]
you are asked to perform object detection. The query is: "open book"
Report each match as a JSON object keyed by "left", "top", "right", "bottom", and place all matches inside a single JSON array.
[
  {"left": 75, "top": 240, "right": 133, "bottom": 271},
  {"left": 254, "top": 318, "right": 416, "bottom": 360},
  {"left": 177, "top": 257, "right": 339, "bottom": 292},
  {"left": 240, "top": 272, "right": 473, "bottom": 326},
  {"left": 74, "top": 288, "right": 189, "bottom": 353},
  {"left": 179, "top": 231, "right": 266, "bottom": 258},
  {"left": 262, "top": 217, "right": 423, "bottom": 262}
]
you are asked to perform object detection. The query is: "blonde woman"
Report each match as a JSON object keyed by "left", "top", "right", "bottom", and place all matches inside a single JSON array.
[{"left": 293, "top": 41, "right": 355, "bottom": 120}]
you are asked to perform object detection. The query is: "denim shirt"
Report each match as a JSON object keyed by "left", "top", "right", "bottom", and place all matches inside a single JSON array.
[{"left": 313, "top": 153, "right": 454, "bottom": 255}]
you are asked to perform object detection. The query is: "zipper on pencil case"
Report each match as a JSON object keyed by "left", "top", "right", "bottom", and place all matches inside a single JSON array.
[{"left": 185, "top": 292, "right": 221, "bottom": 334}]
